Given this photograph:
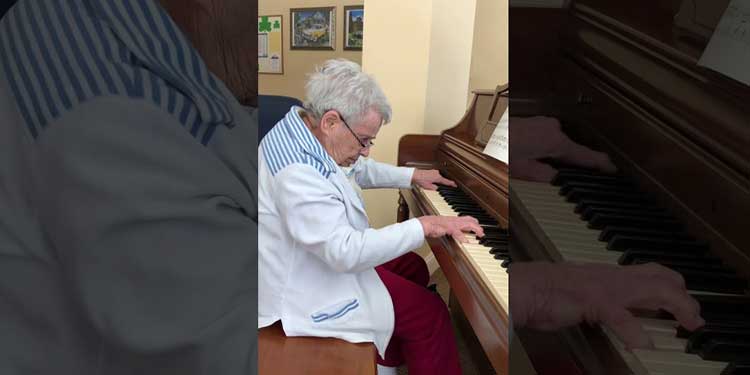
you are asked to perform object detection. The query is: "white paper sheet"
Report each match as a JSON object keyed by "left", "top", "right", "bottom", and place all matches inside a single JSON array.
[
  {"left": 483, "top": 108, "right": 509, "bottom": 164},
  {"left": 698, "top": 0, "right": 750, "bottom": 85}
]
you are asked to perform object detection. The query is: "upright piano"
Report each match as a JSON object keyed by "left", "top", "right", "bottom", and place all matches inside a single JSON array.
[
  {"left": 397, "top": 86, "right": 510, "bottom": 374},
  {"left": 509, "top": 1, "right": 750, "bottom": 374}
]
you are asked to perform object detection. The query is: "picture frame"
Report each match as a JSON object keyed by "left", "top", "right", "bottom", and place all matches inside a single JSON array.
[
  {"left": 258, "top": 15, "right": 284, "bottom": 74},
  {"left": 343, "top": 5, "right": 364, "bottom": 51},
  {"left": 290, "top": 7, "right": 335, "bottom": 50}
]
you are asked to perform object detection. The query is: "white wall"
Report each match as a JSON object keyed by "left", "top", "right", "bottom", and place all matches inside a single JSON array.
[
  {"left": 469, "top": 0, "right": 508, "bottom": 101},
  {"left": 423, "top": 0, "right": 478, "bottom": 135},
  {"left": 360, "top": 0, "right": 435, "bottom": 231},
  {"left": 360, "top": 0, "right": 507, "bottom": 260}
]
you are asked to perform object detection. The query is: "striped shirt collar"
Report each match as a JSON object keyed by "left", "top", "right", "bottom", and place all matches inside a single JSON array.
[
  {"left": 281, "top": 107, "right": 338, "bottom": 175},
  {"left": 0, "top": 0, "right": 235, "bottom": 143}
]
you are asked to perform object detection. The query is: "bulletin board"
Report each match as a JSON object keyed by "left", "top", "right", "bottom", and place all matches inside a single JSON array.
[{"left": 258, "top": 15, "right": 284, "bottom": 74}]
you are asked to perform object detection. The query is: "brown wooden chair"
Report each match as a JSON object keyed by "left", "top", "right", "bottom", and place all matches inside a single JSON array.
[{"left": 258, "top": 322, "right": 377, "bottom": 375}]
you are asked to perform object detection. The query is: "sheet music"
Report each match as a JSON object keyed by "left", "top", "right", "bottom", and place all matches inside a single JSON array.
[
  {"left": 483, "top": 108, "right": 508, "bottom": 164},
  {"left": 698, "top": 0, "right": 750, "bottom": 85}
]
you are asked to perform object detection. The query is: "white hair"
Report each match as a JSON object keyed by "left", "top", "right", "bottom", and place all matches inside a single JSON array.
[{"left": 304, "top": 59, "right": 392, "bottom": 127}]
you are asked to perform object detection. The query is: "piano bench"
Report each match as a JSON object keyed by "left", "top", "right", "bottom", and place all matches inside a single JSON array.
[{"left": 258, "top": 322, "right": 377, "bottom": 375}]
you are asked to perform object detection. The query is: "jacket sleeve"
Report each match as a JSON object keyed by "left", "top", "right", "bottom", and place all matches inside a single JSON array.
[
  {"left": 350, "top": 157, "right": 414, "bottom": 189},
  {"left": 31, "top": 96, "right": 257, "bottom": 375},
  {"left": 274, "top": 164, "right": 425, "bottom": 273}
]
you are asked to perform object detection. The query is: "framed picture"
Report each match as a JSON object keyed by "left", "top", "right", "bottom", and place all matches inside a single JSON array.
[
  {"left": 258, "top": 15, "right": 283, "bottom": 74},
  {"left": 290, "top": 7, "right": 335, "bottom": 50},
  {"left": 343, "top": 6, "right": 364, "bottom": 50}
]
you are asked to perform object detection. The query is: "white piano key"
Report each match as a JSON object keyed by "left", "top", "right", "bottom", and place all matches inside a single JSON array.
[
  {"left": 632, "top": 349, "right": 726, "bottom": 375},
  {"left": 417, "top": 187, "right": 509, "bottom": 312}
]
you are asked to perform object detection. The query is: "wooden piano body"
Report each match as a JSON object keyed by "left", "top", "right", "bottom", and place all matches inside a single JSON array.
[
  {"left": 510, "top": 0, "right": 750, "bottom": 373},
  {"left": 397, "top": 87, "right": 510, "bottom": 374}
]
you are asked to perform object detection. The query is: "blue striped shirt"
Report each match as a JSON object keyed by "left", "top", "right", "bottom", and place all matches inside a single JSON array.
[
  {"left": 0, "top": 0, "right": 234, "bottom": 145},
  {"left": 261, "top": 106, "right": 339, "bottom": 178}
]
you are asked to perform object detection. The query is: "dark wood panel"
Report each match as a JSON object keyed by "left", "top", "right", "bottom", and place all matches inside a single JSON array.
[
  {"left": 568, "top": 4, "right": 750, "bottom": 179},
  {"left": 160, "top": 0, "right": 258, "bottom": 107},
  {"left": 259, "top": 322, "right": 375, "bottom": 375},
  {"left": 510, "top": 7, "right": 569, "bottom": 100},
  {"left": 397, "top": 134, "right": 441, "bottom": 167}
]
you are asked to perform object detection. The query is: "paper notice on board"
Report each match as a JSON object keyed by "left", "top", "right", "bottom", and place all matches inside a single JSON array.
[
  {"left": 698, "top": 0, "right": 750, "bottom": 86},
  {"left": 483, "top": 108, "right": 509, "bottom": 164}
]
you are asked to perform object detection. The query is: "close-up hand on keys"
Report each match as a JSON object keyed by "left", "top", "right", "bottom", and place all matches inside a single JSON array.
[{"left": 511, "top": 166, "right": 750, "bottom": 375}]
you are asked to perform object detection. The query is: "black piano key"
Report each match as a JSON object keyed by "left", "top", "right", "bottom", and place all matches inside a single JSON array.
[
  {"left": 484, "top": 231, "right": 507, "bottom": 238},
  {"left": 479, "top": 231, "right": 507, "bottom": 238},
  {"left": 449, "top": 204, "right": 484, "bottom": 211},
  {"left": 599, "top": 226, "right": 692, "bottom": 242},
  {"left": 722, "top": 360, "right": 750, "bottom": 375},
  {"left": 606, "top": 235, "right": 709, "bottom": 253},
  {"left": 551, "top": 171, "right": 629, "bottom": 186},
  {"left": 694, "top": 295, "right": 750, "bottom": 319},
  {"left": 500, "top": 259, "right": 511, "bottom": 268},
  {"left": 589, "top": 214, "right": 682, "bottom": 231},
  {"left": 490, "top": 248, "right": 509, "bottom": 255},
  {"left": 443, "top": 198, "right": 473, "bottom": 204},
  {"left": 480, "top": 239, "right": 508, "bottom": 247},
  {"left": 678, "top": 269, "right": 748, "bottom": 294},
  {"left": 677, "top": 321, "right": 750, "bottom": 339},
  {"left": 574, "top": 199, "right": 663, "bottom": 214},
  {"left": 483, "top": 227, "right": 508, "bottom": 235},
  {"left": 494, "top": 253, "right": 511, "bottom": 260},
  {"left": 641, "top": 267, "right": 748, "bottom": 295},
  {"left": 478, "top": 231, "right": 506, "bottom": 238},
  {"left": 564, "top": 188, "right": 648, "bottom": 204},
  {"left": 580, "top": 206, "right": 672, "bottom": 222},
  {"left": 666, "top": 261, "right": 735, "bottom": 274},
  {"left": 443, "top": 199, "right": 474, "bottom": 206},
  {"left": 481, "top": 240, "right": 509, "bottom": 248},
  {"left": 554, "top": 166, "right": 619, "bottom": 177},
  {"left": 559, "top": 181, "right": 634, "bottom": 196},
  {"left": 617, "top": 250, "right": 734, "bottom": 274},
  {"left": 439, "top": 191, "right": 469, "bottom": 198},
  {"left": 686, "top": 326, "right": 750, "bottom": 354},
  {"left": 479, "top": 223, "right": 506, "bottom": 233},
  {"left": 618, "top": 250, "right": 725, "bottom": 268},
  {"left": 698, "top": 338, "right": 750, "bottom": 362}
]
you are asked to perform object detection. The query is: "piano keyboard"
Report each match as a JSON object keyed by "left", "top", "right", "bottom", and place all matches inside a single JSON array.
[
  {"left": 512, "top": 168, "right": 750, "bottom": 375},
  {"left": 416, "top": 185, "right": 510, "bottom": 311}
]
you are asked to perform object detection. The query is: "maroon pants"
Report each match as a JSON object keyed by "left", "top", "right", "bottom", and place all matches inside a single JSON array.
[{"left": 375, "top": 252, "right": 461, "bottom": 375}]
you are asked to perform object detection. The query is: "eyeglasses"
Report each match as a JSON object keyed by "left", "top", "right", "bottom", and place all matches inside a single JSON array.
[{"left": 330, "top": 110, "right": 374, "bottom": 149}]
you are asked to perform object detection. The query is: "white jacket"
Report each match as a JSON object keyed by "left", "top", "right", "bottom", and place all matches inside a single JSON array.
[{"left": 258, "top": 107, "right": 425, "bottom": 356}]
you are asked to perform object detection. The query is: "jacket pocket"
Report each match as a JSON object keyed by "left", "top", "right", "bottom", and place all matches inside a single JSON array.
[{"left": 311, "top": 298, "right": 359, "bottom": 323}]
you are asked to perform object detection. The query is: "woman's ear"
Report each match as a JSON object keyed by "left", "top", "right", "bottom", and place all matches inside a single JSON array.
[{"left": 319, "top": 111, "right": 338, "bottom": 132}]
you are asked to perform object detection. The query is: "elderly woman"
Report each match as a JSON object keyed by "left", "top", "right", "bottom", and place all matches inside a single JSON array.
[
  {"left": 258, "top": 59, "right": 706, "bottom": 375},
  {"left": 258, "top": 59, "right": 479, "bottom": 375}
]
